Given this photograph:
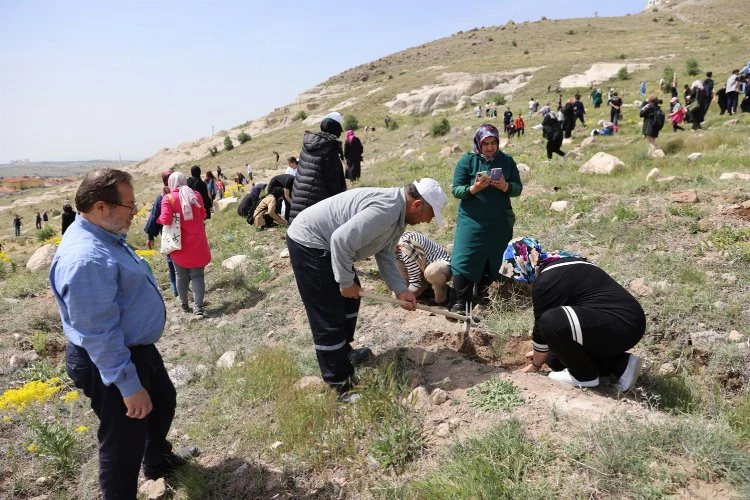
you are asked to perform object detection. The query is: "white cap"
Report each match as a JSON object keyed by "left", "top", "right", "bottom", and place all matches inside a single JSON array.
[
  {"left": 323, "top": 112, "right": 344, "bottom": 125},
  {"left": 414, "top": 178, "right": 448, "bottom": 226}
]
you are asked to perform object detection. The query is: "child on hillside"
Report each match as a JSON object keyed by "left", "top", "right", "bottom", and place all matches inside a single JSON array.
[{"left": 514, "top": 115, "right": 525, "bottom": 136}]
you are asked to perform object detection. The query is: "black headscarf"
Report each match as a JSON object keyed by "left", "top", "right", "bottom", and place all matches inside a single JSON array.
[{"left": 320, "top": 118, "right": 343, "bottom": 138}]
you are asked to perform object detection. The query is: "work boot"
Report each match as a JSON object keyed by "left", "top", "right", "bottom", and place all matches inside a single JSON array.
[{"left": 347, "top": 347, "right": 372, "bottom": 366}]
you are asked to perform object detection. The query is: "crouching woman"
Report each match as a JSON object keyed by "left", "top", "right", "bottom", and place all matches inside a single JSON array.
[{"left": 500, "top": 237, "right": 646, "bottom": 391}]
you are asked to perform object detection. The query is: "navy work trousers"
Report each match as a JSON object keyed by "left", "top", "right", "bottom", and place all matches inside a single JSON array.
[
  {"left": 66, "top": 343, "right": 176, "bottom": 499},
  {"left": 286, "top": 236, "right": 360, "bottom": 393}
]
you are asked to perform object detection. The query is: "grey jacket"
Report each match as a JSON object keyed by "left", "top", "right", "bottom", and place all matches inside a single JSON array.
[{"left": 287, "top": 187, "right": 408, "bottom": 294}]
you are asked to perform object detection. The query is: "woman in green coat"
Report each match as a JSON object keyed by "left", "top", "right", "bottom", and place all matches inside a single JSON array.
[{"left": 450, "top": 124, "right": 523, "bottom": 314}]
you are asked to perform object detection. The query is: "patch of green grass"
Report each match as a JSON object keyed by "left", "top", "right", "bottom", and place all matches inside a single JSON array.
[
  {"left": 467, "top": 376, "right": 524, "bottom": 412},
  {"left": 612, "top": 202, "right": 639, "bottom": 221},
  {"left": 638, "top": 370, "right": 704, "bottom": 414},
  {"left": 572, "top": 414, "right": 750, "bottom": 497},
  {"left": 707, "top": 343, "right": 749, "bottom": 387},
  {"left": 0, "top": 269, "right": 50, "bottom": 299},
  {"left": 383, "top": 419, "right": 553, "bottom": 499},
  {"left": 726, "top": 395, "right": 750, "bottom": 440}
]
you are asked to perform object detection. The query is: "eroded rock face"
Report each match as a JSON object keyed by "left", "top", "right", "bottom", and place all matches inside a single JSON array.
[
  {"left": 385, "top": 68, "right": 541, "bottom": 116},
  {"left": 26, "top": 244, "right": 58, "bottom": 272}
]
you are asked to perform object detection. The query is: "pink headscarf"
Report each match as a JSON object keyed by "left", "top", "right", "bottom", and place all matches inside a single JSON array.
[{"left": 346, "top": 129, "right": 355, "bottom": 144}]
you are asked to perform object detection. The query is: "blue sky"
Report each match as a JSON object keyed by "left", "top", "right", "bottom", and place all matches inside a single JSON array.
[{"left": 0, "top": 0, "right": 644, "bottom": 163}]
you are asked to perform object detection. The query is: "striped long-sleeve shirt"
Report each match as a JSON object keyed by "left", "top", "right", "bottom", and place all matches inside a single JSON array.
[{"left": 396, "top": 231, "right": 450, "bottom": 292}]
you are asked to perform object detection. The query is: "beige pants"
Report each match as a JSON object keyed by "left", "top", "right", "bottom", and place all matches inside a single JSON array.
[{"left": 396, "top": 259, "right": 452, "bottom": 302}]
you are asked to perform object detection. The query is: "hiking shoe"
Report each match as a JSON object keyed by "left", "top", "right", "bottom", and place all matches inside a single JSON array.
[
  {"left": 143, "top": 446, "right": 201, "bottom": 480},
  {"left": 194, "top": 309, "right": 205, "bottom": 320},
  {"left": 180, "top": 303, "right": 190, "bottom": 313},
  {"left": 615, "top": 354, "right": 643, "bottom": 392},
  {"left": 347, "top": 347, "right": 372, "bottom": 366},
  {"left": 548, "top": 369, "right": 599, "bottom": 388}
]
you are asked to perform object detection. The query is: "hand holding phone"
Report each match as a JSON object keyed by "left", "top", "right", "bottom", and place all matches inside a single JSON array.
[{"left": 490, "top": 168, "right": 503, "bottom": 181}]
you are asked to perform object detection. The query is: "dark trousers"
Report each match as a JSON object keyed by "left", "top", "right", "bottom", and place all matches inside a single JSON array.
[
  {"left": 66, "top": 343, "right": 176, "bottom": 499},
  {"left": 287, "top": 237, "right": 360, "bottom": 393},
  {"left": 453, "top": 260, "right": 494, "bottom": 305},
  {"left": 726, "top": 91, "right": 739, "bottom": 114},
  {"left": 546, "top": 137, "right": 565, "bottom": 159},
  {"left": 538, "top": 306, "right": 644, "bottom": 381},
  {"left": 610, "top": 108, "right": 620, "bottom": 125}
]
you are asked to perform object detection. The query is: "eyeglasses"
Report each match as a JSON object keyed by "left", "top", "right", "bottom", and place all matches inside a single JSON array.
[{"left": 108, "top": 200, "right": 139, "bottom": 212}]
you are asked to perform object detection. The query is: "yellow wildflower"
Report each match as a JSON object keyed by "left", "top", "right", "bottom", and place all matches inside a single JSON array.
[
  {"left": 2, "top": 415, "right": 11, "bottom": 423},
  {"left": 0, "top": 379, "right": 63, "bottom": 412},
  {"left": 135, "top": 249, "right": 158, "bottom": 258},
  {"left": 44, "top": 236, "right": 62, "bottom": 246},
  {"left": 0, "top": 251, "right": 10, "bottom": 263},
  {"left": 60, "top": 390, "right": 80, "bottom": 403},
  {"left": 27, "top": 443, "right": 39, "bottom": 453},
  {"left": 74, "top": 425, "right": 89, "bottom": 433}
]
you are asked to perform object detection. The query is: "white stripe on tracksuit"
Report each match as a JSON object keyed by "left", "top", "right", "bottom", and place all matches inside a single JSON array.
[{"left": 561, "top": 306, "right": 583, "bottom": 345}]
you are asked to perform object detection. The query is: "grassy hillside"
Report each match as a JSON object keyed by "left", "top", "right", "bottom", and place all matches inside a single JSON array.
[{"left": 1, "top": 0, "right": 749, "bottom": 498}]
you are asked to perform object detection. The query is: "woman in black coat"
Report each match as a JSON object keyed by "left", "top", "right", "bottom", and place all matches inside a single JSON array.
[
  {"left": 639, "top": 95, "right": 662, "bottom": 156},
  {"left": 289, "top": 113, "right": 346, "bottom": 222},
  {"left": 344, "top": 129, "right": 364, "bottom": 181},
  {"left": 540, "top": 106, "right": 566, "bottom": 161},
  {"left": 561, "top": 99, "right": 576, "bottom": 138}
]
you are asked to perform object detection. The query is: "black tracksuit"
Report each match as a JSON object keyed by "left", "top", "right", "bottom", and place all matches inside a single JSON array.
[{"left": 531, "top": 258, "right": 645, "bottom": 382}]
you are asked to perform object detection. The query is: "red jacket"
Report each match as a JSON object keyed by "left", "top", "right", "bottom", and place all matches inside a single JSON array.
[{"left": 156, "top": 189, "right": 211, "bottom": 268}]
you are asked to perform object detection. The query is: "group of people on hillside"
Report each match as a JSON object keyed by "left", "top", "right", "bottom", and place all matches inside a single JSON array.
[{"left": 50, "top": 106, "right": 651, "bottom": 498}]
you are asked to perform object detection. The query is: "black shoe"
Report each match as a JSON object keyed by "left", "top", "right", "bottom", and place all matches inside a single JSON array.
[
  {"left": 450, "top": 300, "right": 466, "bottom": 315},
  {"left": 347, "top": 347, "right": 372, "bottom": 366},
  {"left": 143, "top": 446, "right": 200, "bottom": 480}
]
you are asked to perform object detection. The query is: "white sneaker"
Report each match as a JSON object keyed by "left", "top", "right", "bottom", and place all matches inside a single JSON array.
[
  {"left": 548, "top": 369, "right": 599, "bottom": 388},
  {"left": 616, "top": 354, "right": 643, "bottom": 392}
]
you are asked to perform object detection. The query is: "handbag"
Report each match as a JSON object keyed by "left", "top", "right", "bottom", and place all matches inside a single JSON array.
[{"left": 160, "top": 194, "right": 182, "bottom": 254}]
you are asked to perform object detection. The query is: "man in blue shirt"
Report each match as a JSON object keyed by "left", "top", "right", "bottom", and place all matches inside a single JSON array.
[{"left": 50, "top": 169, "right": 184, "bottom": 498}]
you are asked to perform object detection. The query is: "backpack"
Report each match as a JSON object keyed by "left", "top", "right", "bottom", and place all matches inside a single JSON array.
[{"left": 653, "top": 108, "right": 666, "bottom": 132}]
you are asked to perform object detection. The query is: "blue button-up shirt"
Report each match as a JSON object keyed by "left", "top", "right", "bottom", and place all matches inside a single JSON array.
[{"left": 50, "top": 217, "right": 166, "bottom": 397}]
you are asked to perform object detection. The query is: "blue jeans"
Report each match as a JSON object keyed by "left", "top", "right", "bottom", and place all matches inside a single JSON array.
[{"left": 66, "top": 343, "right": 176, "bottom": 499}]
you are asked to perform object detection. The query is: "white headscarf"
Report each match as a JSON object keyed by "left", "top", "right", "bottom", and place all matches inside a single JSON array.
[{"left": 167, "top": 172, "right": 200, "bottom": 221}]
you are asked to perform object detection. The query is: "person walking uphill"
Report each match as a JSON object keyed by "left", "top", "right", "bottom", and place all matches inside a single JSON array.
[
  {"left": 501, "top": 237, "right": 646, "bottom": 391},
  {"left": 540, "top": 106, "right": 566, "bottom": 161},
  {"left": 289, "top": 112, "right": 347, "bottom": 223},
  {"left": 450, "top": 124, "right": 523, "bottom": 315},
  {"left": 286, "top": 179, "right": 448, "bottom": 399},
  {"left": 187, "top": 165, "right": 213, "bottom": 219},
  {"left": 50, "top": 169, "right": 191, "bottom": 499},
  {"left": 157, "top": 172, "right": 211, "bottom": 319},
  {"left": 344, "top": 129, "right": 364, "bottom": 182},
  {"left": 639, "top": 95, "right": 664, "bottom": 156}
]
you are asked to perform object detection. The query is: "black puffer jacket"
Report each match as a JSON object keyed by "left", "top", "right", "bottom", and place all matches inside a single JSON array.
[
  {"left": 639, "top": 102, "right": 661, "bottom": 138},
  {"left": 289, "top": 131, "right": 346, "bottom": 222},
  {"left": 541, "top": 114, "right": 562, "bottom": 141}
]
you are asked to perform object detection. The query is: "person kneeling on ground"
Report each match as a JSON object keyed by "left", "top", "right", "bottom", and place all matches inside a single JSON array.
[
  {"left": 286, "top": 178, "right": 448, "bottom": 400},
  {"left": 500, "top": 237, "right": 645, "bottom": 391},
  {"left": 591, "top": 119, "right": 616, "bottom": 136},
  {"left": 252, "top": 187, "right": 287, "bottom": 230},
  {"left": 395, "top": 231, "right": 452, "bottom": 306}
]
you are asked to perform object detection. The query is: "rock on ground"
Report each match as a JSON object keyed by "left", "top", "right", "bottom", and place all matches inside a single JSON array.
[
  {"left": 687, "top": 152, "right": 703, "bottom": 161},
  {"left": 579, "top": 152, "right": 625, "bottom": 175},
  {"left": 646, "top": 168, "right": 661, "bottom": 181},
  {"left": 139, "top": 478, "right": 166, "bottom": 499},
  {"left": 216, "top": 351, "right": 237, "bottom": 369},
  {"left": 26, "top": 244, "right": 58, "bottom": 272},
  {"left": 720, "top": 172, "right": 750, "bottom": 181},
  {"left": 670, "top": 189, "right": 698, "bottom": 203},
  {"left": 550, "top": 200, "right": 571, "bottom": 212},
  {"left": 222, "top": 255, "right": 248, "bottom": 271},
  {"left": 214, "top": 197, "right": 238, "bottom": 212},
  {"left": 650, "top": 149, "right": 665, "bottom": 158}
]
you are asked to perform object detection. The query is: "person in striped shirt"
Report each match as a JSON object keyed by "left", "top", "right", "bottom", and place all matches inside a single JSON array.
[{"left": 395, "top": 231, "right": 452, "bottom": 306}]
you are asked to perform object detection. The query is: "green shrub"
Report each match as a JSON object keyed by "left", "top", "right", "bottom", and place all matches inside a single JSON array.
[
  {"left": 686, "top": 57, "right": 700, "bottom": 76},
  {"left": 386, "top": 118, "right": 399, "bottom": 131},
  {"left": 294, "top": 110, "right": 308, "bottom": 121},
  {"left": 208, "top": 145, "right": 219, "bottom": 156},
  {"left": 467, "top": 377, "right": 523, "bottom": 412},
  {"left": 662, "top": 66, "right": 675, "bottom": 84},
  {"left": 36, "top": 227, "right": 56, "bottom": 242},
  {"left": 565, "top": 29, "right": 575, "bottom": 35},
  {"left": 492, "top": 94, "right": 506, "bottom": 106},
  {"left": 236, "top": 131, "right": 251, "bottom": 144},
  {"left": 430, "top": 118, "right": 451, "bottom": 137},
  {"left": 617, "top": 67, "right": 630, "bottom": 80},
  {"left": 343, "top": 114, "right": 359, "bottom": 131},
  {"left": 223, "top": 136, "right": 234, "bottom": 151},
  {"left": 511, "top": 40, "right": 517, "bottom": 47}
]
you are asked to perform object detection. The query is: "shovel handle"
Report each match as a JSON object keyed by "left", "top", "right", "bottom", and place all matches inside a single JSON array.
[{"left": 359, "top": 291, "right": 469, "bottom": 322}]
